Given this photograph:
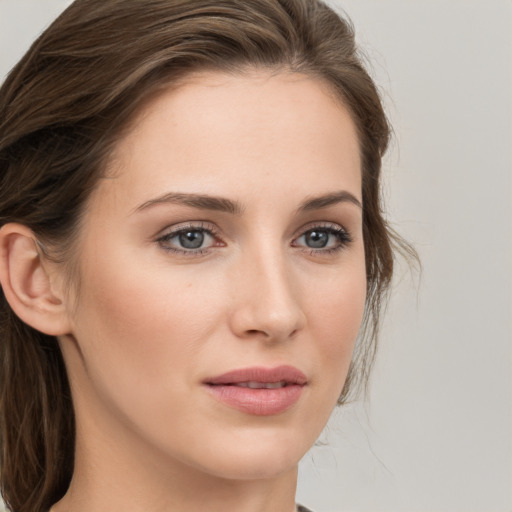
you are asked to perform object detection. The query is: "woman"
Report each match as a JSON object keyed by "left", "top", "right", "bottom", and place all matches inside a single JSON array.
[{"left": 0, "top": 1, "right": 408, "bottom": 511}]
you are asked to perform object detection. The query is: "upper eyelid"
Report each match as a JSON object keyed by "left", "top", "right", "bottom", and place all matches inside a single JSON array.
[
  {"left": 292, "top": 221, "right": 350, "bottom": 238},
  {"left": 155, "top": 221, "right": 219, "bottom": 238}
]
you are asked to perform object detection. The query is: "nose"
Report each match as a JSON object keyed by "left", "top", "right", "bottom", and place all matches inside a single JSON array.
[{"left": 228, "top": 247, "right": 306, "bottom": 342}]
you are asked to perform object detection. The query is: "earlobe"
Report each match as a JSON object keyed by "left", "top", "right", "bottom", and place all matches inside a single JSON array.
[{"left": 0, "top": 223, "right": 72, "bottom": 336}]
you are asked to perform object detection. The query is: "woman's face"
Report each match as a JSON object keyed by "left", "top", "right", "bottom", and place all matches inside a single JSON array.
[{"left": 60, "top": 70, "right": 366, "bottom": 482}]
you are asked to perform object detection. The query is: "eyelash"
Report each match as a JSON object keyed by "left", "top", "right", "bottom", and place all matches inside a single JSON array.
[{"left": 156, "top": 222, "right": 353, "bottom": 256}]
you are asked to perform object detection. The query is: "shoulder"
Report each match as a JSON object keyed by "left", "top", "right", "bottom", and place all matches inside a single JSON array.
[{"left": 297, "top": 505, "right": 314, "bottom": 512}]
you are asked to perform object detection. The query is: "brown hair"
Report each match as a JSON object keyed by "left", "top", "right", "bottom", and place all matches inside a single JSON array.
[{"left": 0, "top": 0, "right": 412, "bottom": 510}]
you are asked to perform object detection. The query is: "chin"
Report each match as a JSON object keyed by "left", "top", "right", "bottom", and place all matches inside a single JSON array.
[
  {"left": 200, "top": 449, "right": 302, "bottom": 481},
  {"left": 181, "top": 424, "right": 313, "bottom": 481}
]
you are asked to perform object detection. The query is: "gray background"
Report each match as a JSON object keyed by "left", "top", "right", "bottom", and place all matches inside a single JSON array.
[{"left": 1, "top": 1, "right": 511, "bottom": 511}]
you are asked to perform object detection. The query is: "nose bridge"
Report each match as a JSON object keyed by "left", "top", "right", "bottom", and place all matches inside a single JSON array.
[{"left": 229, "top": 238, "right": 305, "bottom": 340}]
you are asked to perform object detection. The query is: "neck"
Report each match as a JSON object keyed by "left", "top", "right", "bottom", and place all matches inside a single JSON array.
[
  {"left": 53, "top": 460, "right": 298, "bottom": 512},
  {"left": 51, "top": 401, "right": 299, "bottom": 512}
]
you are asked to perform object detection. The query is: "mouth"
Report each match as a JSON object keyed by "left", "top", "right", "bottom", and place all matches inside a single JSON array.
[
  {"left": 234, "top": 381, "right": 288, "bottom": 389},
  {"left": 203, "top": 365, "right": 307, "bottom": 416}
]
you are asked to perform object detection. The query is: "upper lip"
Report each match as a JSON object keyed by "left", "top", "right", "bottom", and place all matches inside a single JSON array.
[{"left": 205, "top": 365, "right": 307, "bottom": 386}]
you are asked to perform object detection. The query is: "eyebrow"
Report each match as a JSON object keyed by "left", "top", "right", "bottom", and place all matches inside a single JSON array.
[
  {"left": 134, "top": 190, "right": 361, "bottom": 215},
  {"left": 298, "top": 191, "right": 362, "bottom": 211},
  {"left": 134, "top": 192, "right": 244, "bottom": 215}
]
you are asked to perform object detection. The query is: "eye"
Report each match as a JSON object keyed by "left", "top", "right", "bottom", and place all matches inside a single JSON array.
[
  {"left": 156, "top": 223, "right": 220, "bottom": 254},
  {"left": 303, "top": 229, "right": 331, "bottom": 249},
  {"left": 177, "top": 230, "right": 208, "bottom": 249},
  {"left": 293, "top": 224, "right": 352, "bottom": 253}
]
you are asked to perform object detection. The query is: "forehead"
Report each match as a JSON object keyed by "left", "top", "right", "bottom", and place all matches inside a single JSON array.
[{"left": 101, "top": 69, "right": 361, "bottom": 210}]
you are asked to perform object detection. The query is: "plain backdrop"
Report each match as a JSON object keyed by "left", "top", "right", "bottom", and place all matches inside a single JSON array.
[{"left": 1, "top": 1, "right": 511, "bottom": 511}]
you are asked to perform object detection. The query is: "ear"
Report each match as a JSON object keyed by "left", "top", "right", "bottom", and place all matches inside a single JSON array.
[{"left": 0, "top": 223, "right": 72, "bottom": 336}]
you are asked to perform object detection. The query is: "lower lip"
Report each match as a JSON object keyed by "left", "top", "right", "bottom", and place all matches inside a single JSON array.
[{"left": 204, "top": 384, "right": 304, "bottom": 416}]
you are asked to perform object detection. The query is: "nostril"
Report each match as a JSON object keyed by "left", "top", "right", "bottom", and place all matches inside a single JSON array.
[
  {"left": 243, "top": 326, "right": 301, "bottom": 340},
  {"left": 246, "top": 328, "right": 269, "bottom": 337}
]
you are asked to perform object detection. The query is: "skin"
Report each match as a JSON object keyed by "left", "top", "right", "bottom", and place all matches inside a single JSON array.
[{"left": 48, "top": 70, "right": 367, "bottom": 512}]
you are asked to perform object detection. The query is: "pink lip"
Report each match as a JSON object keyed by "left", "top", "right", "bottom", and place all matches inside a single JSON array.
[{"left": 203, "top": 365, "right": 307, "bottom": 416}]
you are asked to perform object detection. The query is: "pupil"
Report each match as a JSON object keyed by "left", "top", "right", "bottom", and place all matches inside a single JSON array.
[
  {"left": 179, "top": 230, "right": 204, "bottom": 249},
  {"left": 306, "top": 230, "right": 328, "bottom": 248}
]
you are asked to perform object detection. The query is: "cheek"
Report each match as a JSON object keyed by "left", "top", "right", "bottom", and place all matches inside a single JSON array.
[
  {"left": 67, "top": 258, "right": 229, "bottom": 448},
  {"left": 305, "top": 262, "right": 367, "bottom": 386},
  {"left": 74, "top": 262, "right": 218, "bottom": 377},
  {"left": 69, "top": 248, "right": 213, "bottom": 415}
]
